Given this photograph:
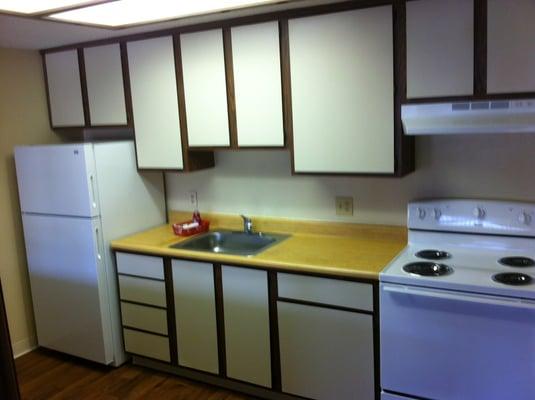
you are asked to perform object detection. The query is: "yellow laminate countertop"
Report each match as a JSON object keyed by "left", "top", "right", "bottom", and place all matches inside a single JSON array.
[{"left": 111, "top": 211, "right": 408, "bottom": 280}]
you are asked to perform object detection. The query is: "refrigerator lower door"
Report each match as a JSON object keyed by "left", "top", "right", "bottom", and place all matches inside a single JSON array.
[{"left": 22, "top": 213, "right": 113, "bottom": 364}]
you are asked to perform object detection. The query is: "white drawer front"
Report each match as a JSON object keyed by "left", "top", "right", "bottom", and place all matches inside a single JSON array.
[
  {"left": 278, "top": 273, "right": 373, "bottom": 312},
  {"left": 121, "top": 302, "right": 168, "bottom": 335},
  {"left": 118, "top": 275, "right": 166, "bottom": 307},
  {"left": 116, "top": 252, "right": 164, "bottom": 280},
  {"left": 123, "top": 328, "right": 170, "bottom": 362}
]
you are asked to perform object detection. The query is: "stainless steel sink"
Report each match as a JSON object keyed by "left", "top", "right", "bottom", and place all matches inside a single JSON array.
[{"left": 170, "top": 230, "right": 289, "bottom": 256}]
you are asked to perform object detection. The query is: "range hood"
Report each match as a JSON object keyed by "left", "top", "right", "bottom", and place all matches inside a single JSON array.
[{"left": 401, "top": 99, "right": 535, "bottom": 135}]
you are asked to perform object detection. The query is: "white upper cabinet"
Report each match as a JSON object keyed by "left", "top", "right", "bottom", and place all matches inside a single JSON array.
[
  {"left": 45, "top": 50, "right": 85, "bottom": 127},
  {"left": 231, "top": 21, "right": 284, "bottom": 147},
  {"left": 406, "top": 0, "right": 474, "bottom": 98},
  {"left": 180, "top": 29, "right": 230, "bottom": 147},
  {"left": 84, "top": 44, "right": 127, "bottom": 126},
  {"left": 127, "top": 36, "right": 184, "bottom": 170},
  {"left": 487, "top": 0, "right": 535, "bottom": 93},
  {"left": 289, "top": 6, "right": 394, "bottom": 174}
]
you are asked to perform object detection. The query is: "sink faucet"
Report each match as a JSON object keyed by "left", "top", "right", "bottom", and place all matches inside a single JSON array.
[{"left": 240, "top": 215, "right": 253, "bottom": 234}]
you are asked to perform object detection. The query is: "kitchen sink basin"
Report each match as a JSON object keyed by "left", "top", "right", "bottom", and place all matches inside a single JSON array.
[{"left": 170, "top": 230, "right": 289, "bottom": 256}]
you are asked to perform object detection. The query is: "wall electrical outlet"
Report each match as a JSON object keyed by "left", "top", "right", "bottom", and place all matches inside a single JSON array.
[
  {"left": 188, "top": 191, "right": 198, "bottom": 209},
  {"left": 335, "top": 196, "right": 354, "bottom": 216}
]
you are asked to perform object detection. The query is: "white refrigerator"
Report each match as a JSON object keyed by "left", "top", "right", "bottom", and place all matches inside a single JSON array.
[{"left": 15, "top": 141, "right": 166, "bottom": 366}]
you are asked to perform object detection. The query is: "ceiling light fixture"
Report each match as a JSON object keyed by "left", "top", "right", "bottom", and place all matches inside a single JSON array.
[
  {"left": 0, "top": 0, "right": 109, "bottom": 15},
  {"left": 48, "top": 0, "right": 280, "bottom": 28}
]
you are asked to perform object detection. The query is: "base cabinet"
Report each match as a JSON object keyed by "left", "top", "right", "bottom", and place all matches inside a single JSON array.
[
  {"left": 278, "top": 301, "right": 375, "bottom": 400},
  {"left": 222, "top": 265, "right": 271, "bottom": 387},
  {"left": 115, "top": 252, "right": 377, "bottom": 399},
  {"left": 172, "top": 259, "right": 219, "bottom": 374}
]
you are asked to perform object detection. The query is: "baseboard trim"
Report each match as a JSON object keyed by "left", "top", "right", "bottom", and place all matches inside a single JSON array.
[{"left": 12, "top": 337, "right": 37, "bottom": 358}]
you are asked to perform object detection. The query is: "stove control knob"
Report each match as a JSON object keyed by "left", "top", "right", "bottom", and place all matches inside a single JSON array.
[
  {"left": 417, "top": 207, "right": 426, "bottom": 220},
  {"left": 473, "top": 207, "right": 486, "bottom": 219},
  {"left": 518, "top": 212, "right": 532, "bottom": 225},
  {"left": 432, "top": 208, "right": 442, "bottom": 220}
]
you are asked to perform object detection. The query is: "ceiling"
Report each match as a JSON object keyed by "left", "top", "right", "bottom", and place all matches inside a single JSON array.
[{"left": 0, "top": 0, "right": 340, "bottom": 50}]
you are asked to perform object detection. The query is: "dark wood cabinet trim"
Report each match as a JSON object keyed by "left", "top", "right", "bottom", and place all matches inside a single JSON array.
[
  {"left": 403, "top": 91, "right": 535, "bottom": 104},
  {"left": 41, "top": 53, "right": 55, "bottom": 131},
  {"left": 119, "top": 42, "right": 134, "bottom": 128},
  {"left": 164, "top": 258, "right": 179, "bottom": 365},
  {"left": 372, "top": 282, "right": 381, "bottom": 400},
  {"left": 173, "top": 34, "right": 192, "bottom": 169},
  {"left": 277, "top": 297, "right": 374, "bottom": 315},
  {"left": 279, "top": 19, "right": 293, "bottom": 163},
  {"left": 120, "top": 299, "right": 167, "bottom": 311},
  {"left": 392, "top": 0, "right": 414, "bottom": 176},
  {"left": 77, "top": 48, "right": 91, "bottom": 127},
  {"left": 122, "top": 325, "right": 169, "bottom": 338},
  {"left": 213, "top": 264, "right": 227, "bottom": 377},
  {"left": 222, "top": 28, "right": 239, "bottom": 149},
  {"left": 474, "top": 0, "right": 487, "bottom": 96},
  {"left": 268, "top": 271, "right": 282, "bottom": 391},
  {"left": 117, "top": 272, "right": 165, "bottom": 282}
]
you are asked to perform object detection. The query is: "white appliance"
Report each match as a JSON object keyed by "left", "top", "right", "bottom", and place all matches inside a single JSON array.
[
  {"left": 402, "top": 98, "right": 535, "bottom": 135},
  {"left": 380, "top": 199, "right": 535, "bottom": 400},
  {"left": 15, "top": 141, "right": 165, "bottom": 366}
]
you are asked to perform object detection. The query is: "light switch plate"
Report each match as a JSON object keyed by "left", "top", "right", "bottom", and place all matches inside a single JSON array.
[{"left": 336, "top": 196, "right": 354, "bottom": 216}]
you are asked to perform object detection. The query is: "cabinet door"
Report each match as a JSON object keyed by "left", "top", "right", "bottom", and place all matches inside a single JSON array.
[
  {"left": 44, "top": 50, "right": 85, "bottom": 127},
  {"left": 406, "top": 0, "right": 474, "bottom": 98},
  {"left": 289, "top": 7, "right": 394, "bottom": 174},
  {"left": 487, "top": 0, "right": 535, "bottom": 93},
  {"left": 180, "top": 29, "right": 230, "bottom": 147},
  {"left": 278, "top": 302, "right": 375, "bottom": 400},
  {"left": 222, "top": 266, "right": 271, "bottom": 387},
  {"left": 84, "top": 44, "right": 127, "bottom": 126},
  {"left": 172, "top": 260, "right": 218, "bottom": 373},
  {"left": 127, "top": 36, "right": 184, "bottom": 169},
  {"left": 231, "top": 21, "right": 284, "bottom": 147}
]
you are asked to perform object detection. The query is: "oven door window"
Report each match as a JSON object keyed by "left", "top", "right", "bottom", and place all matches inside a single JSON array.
[{"left": 380, "top": 283, "right": 535, "bottom": 400}]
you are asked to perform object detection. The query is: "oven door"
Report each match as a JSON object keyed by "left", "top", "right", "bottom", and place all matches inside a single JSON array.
[{"left": 380, "top": 283, "right": 535, "bottom": 400}]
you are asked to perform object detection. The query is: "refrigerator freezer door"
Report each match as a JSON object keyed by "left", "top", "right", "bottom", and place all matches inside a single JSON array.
[
  {"left": 15, "top": 144, "right": 100, "bottom": 217},
  {"left": 22, "top": 214, "right": 113, "bottom": 364}
]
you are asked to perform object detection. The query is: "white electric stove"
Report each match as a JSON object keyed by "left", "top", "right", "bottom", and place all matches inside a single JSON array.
[{"left": 380, "top": 199, "right": 535, "bottom": 400}]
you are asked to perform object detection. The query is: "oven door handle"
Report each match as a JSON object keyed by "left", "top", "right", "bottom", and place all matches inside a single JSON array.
[{"left": 382, "top": 284, "right": 535, "bottom": 309}]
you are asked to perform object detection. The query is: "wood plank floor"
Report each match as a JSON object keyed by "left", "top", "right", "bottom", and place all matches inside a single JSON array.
[{"left": 16, "top": 349, "right": 252, "bottom": 400}]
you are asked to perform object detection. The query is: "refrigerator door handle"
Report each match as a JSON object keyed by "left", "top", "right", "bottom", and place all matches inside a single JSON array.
[
  {"left": 89, "top": 175, "right": 97, "bottom": 209},
  {"left": 95, "top": 227, "right": 102, "bottom": 261}
]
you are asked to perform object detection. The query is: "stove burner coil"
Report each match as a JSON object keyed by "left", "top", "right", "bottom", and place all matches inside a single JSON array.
[
  {"left": 498, "top": 257, "right": 535, "bottom": 268},
  {"left": 403, "top": 262, "right": 453, "bottom": 277},
  {"left": 492, "top": 272, "right": 533, "bottom": 286},
  {"left": 415, "top": 250, "right": 451, "bottom": 260}
]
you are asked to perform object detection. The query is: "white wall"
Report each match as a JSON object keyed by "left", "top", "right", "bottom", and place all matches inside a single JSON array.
[
  {"left": 0, "top": 48, "right": 59, "bottom": 357},
  {"left": 166, "top": 133, "right": 535, "bottom": 226}
]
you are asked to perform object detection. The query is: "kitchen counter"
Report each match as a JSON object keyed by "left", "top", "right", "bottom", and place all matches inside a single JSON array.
[{"left": 111, "top": 211, "right": 407, "bottom": 280}]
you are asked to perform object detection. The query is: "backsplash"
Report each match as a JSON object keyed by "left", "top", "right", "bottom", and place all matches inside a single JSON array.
[{"left": 166, "top": 133, "right": 535, "bottom": 226}]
